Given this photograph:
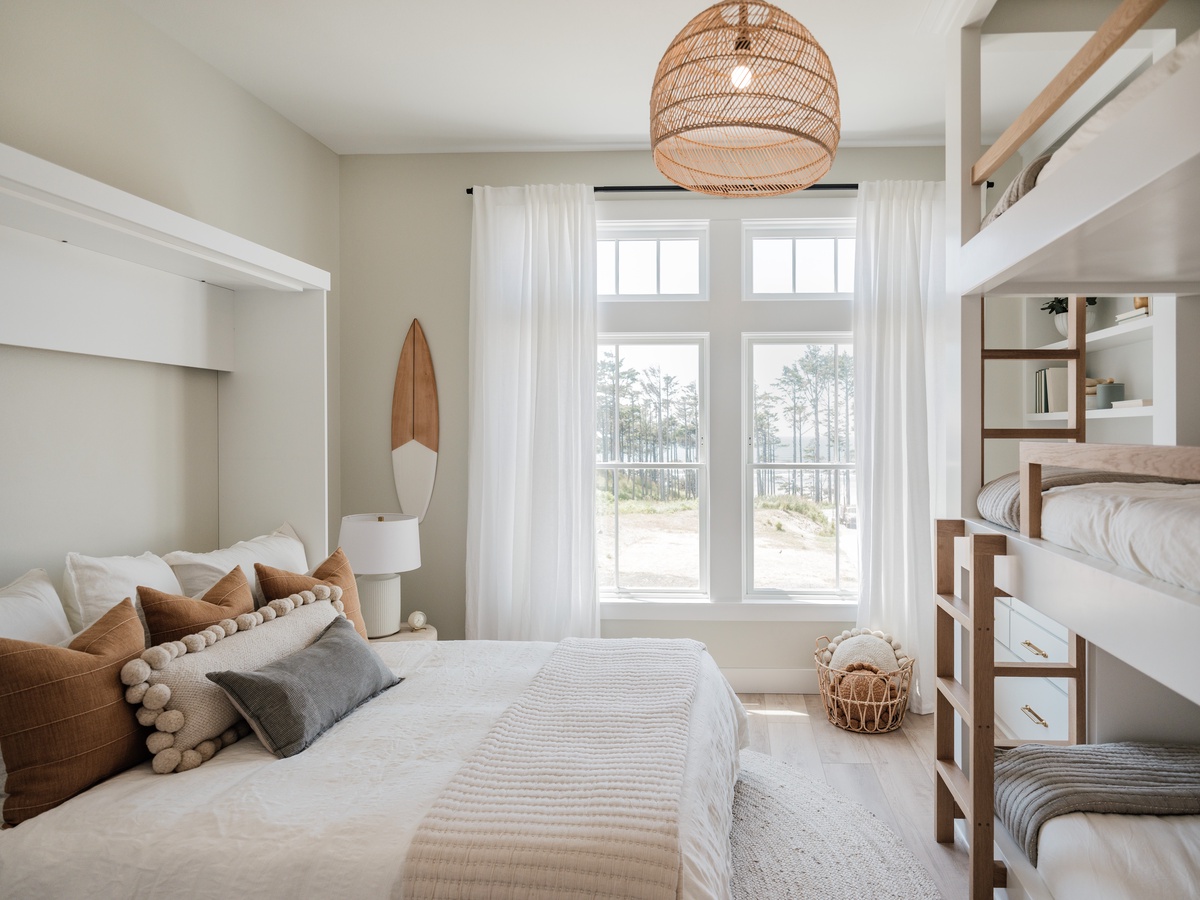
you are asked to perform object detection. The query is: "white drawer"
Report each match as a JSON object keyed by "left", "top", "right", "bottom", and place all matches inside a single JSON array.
[
  {"left": 1010, "top": 609, "right": 1068, "bottom": 666},
  {"left": 995, "top": 669, "right": 1068, "bottom": 742},
  {"left": 1008, "top": 597, "right": 1067, "bottom": 640}
]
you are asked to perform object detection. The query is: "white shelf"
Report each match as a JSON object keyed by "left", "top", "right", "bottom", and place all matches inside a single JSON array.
[
  {"left": 1025, "top": 406, "right": 1154, "bottom": 422},
  {"left": 1037, "top": 316, "right": 1153, "bottom": 352}
]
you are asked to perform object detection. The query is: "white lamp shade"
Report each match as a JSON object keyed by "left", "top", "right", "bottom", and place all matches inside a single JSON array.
[{"left": 338, "top": 514, "right": 421, "bottom": 575}]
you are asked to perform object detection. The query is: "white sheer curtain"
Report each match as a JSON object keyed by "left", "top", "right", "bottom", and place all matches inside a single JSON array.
[
  {"left": 853, "top": 181, "right": 945, "bottom": 715},
  {"left": 466, "top": 184, "right": 599, "bottom": 641}
]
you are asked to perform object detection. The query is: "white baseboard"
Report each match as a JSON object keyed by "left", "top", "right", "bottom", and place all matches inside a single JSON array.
[{"left": 721, "top": 667, "right": 818, "bottom": 694}]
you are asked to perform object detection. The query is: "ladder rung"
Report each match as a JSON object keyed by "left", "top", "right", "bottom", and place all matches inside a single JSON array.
[
  {"left": 937, "top": 676, "right": 972, "bottom": 722},
  {"left": 995, "top": 661, "right": 1083, "bottom": 679},
  {"left": 981, "top": 348, "right": 1078, "bottom": 361},
  {"left": 935, "top": 759, "right": 972, "bottom": 820},
  {"left": 983, "top": 428, "right": 1085, "bottom": 440},
  {"left": 935, "top": 592, "right": 971, "bottom": 627},
  {"left": 994, "top": 860, "right": 1009, "bottom": 888}
]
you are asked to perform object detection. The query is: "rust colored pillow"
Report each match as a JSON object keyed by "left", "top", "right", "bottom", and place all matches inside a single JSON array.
[
  {"left": 0, "top": 599, "right": 149, "bottom": 826},
  {"left": 139, "top": 566, "right": 255, "bottom": 645},
  {"left": 256, "top": 548, "right": 367, "bottom": 639}
]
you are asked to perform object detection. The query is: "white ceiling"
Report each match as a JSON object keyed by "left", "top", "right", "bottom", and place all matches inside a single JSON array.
[{"left": 120, "top": 0, "right": 1160, "bottom": 156}]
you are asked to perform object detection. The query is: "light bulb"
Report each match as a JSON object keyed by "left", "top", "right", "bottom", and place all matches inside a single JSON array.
[{"left": 730, "top": 64, "right": 753, "bottom": 90}]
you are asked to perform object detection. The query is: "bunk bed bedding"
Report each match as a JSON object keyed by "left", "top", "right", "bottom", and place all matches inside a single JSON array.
[
  {"left": 0, "top": 638, "right": 749, "bottom": 900},
  {"left": 983, "top": 28, "right": 1200, "bottom": 228},
  {"left": 976, "top": 468, "right": 1200, "bottom": 591}
]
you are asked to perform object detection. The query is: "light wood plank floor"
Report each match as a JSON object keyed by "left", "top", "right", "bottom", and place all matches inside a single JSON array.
[{"left": 739, "top": 693, "right": 969, "bottom": 899}]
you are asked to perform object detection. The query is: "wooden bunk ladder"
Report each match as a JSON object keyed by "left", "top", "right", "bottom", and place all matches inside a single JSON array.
[
  {"left": 981, "top": 296, "right": 1089, "bottom": 471},
  {"left": 934, "top": 520, "right": 1087, "bottom": 900}
]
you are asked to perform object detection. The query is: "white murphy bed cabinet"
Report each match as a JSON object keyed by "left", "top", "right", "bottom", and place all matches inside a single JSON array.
[{"left": 0, "top": 141, "right": 331, "bottom": 564}]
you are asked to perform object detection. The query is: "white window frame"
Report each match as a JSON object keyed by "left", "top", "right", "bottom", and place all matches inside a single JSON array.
[
  {"left": 596, "top": 333, "right": 710, "bottom": 600},
  {"left": 742, "top": 332, "right": 856, "bottom": 601},
  {"left": 742, "top": 218, "right": 855, "bottom": 300},
  {"left": 598, "top": 220, "right": 709, "bottom": 302}
]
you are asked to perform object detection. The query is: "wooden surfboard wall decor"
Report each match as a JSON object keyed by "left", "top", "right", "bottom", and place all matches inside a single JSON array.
[{"left": 391, "top": 319, "right": 438, "bottom": 522}]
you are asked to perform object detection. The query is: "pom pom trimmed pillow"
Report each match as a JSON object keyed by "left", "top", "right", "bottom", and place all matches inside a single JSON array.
[{"left": 122, "top": 586, "right": 347, "bottom": 774}]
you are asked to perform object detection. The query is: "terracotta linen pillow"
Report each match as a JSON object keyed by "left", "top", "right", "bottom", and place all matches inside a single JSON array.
[
  {"left": 139, "top": 566, "right": 255, "bottom": 645},
  {"left": 256, "top": 548, "right": 367, "bottom": 639},
  {"left": 0, "top": 599, "right": 149, "bottom": 826}
]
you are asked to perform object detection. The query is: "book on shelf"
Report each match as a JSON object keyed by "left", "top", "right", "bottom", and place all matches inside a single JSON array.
[
  {"left": 1045, "top": 367, "right": 1069, "bottom": 413},
  {"left": 1109, "top": 398, "right": 1152, "bottom": 408},
  {"left": 1114, "top": 307, "right": 1149, "bottom": 322}
]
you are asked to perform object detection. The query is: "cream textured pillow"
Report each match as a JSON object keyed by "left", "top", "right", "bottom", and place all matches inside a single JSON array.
[
  {"left": 122, "top": 585, "right": 346, "bottom": 774},
  {"left": 62, "top": 550, "right": 181, "bottom": 636},
  {"left": 164, "top": 524, "right": 308, "bottom": 606},
  {"left": 0, "top": 569, "right": 73, "bottom": 644},
  {"left": 825, "top": 629, "right": 909, "bottom": 673}
]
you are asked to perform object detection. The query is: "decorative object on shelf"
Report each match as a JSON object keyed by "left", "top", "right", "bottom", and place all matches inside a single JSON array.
[
  {"left": 650, "top": 1, "right": 839, "bottom": 197},
  {"left": 338, "top": 514, "right": 421, "bottom": 639},
  {"left": 392, "top": 319, "right": 439, "bottom": 523},
  {"left": 1110, "top": 398, "right": 1152, "bottom": 408},
  {"left": 1042, "top": 296, "right": 1097, "bottom": 336},
  {"left": 1134, "top": 295, "right": 1150, "bottom": 310},
  {"left": 1096, "top": 382, "right": 1125, "bottom": 409},
  {"left": 814, "top": 631, "right": 913, "bottom": 734},
  {"left": 407, "top": 610, "right": 427, "bottom": 631}
]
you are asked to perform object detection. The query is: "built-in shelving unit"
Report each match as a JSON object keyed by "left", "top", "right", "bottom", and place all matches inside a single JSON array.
[{"left": 0, "top": 141, "right": 331, "bottom": 561}]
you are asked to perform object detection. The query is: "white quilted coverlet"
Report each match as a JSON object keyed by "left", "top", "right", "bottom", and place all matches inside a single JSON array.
[
  {"left": 404, "top": 638, "right": 703, "bottom": 900},
  {"left": 0, "top": 639, "right": 747, "bottom": 900}
]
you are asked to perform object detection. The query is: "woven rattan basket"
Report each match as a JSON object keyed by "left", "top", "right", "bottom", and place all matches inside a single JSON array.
[{"left": 814, "top": 636, "right": 914, "bottom": 734}]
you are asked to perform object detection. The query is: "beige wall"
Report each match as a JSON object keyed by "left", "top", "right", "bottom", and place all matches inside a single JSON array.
[
  {"left": 339, "top": 146, "right": 943, "bottom": 674},
  {"left": 0, "top": 0, "right": 340, "bottom": 585}
]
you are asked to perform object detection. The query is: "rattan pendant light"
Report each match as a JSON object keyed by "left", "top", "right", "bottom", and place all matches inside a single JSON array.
[{"left": 650, "top": 1, "right": 840, "bottom": 196}]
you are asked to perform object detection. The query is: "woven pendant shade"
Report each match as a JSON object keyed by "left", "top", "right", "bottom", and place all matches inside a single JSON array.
[{"left": 650, "top": 1, "right": 840, "bottom": 197}]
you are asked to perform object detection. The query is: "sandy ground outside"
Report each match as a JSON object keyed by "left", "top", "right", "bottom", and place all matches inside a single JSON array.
[{"left": 597, "top": 502, "right": 859, "bottom": 593}]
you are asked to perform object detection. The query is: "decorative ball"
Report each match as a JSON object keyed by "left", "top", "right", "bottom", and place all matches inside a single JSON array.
[
  {"left": 220, "top": 728, "right": 239, "bottom": 747},
  {"left": 298, "top": 590, "right": 316, "bottom": 605},
  {"left": 218, "top": 618, "right": 238, "bottom": 636},
  {"left": 332, "top": 599, "right": 345, "bottom": 613},
  {"left": 177, "top": 749, "right": 203, "bottom": 772},
  {"left": 313, "top": 584, "right": 331, "bottom": 601},
  {"left": 408, "top": 610, "right": 428, "bottom": 630},
  {"left": 196, "top": 740, "right": 219, "bottom": 761},
  {"left": 830, "top": 633, "right": 901, "bottom": 673},
  {"left": 142, "top": 683, "right": 172, "bottom": 710},
  {"left": 121, "top": 659, "right": 152, "bottom": 686},
  {"left": 198, "top": 629, "right": 217, "bottom": 646},
  {"left": 126, "top": 682, "right": 150, "bottom": 705},
  {"left": 140, "top": 646, "right": 171, "bottom": 669},
  {"left": 147, "top": 731, "right": 175, "bottom": 754},
  {"left": 136, "top": 706, "right": 161, "bottom": 727},
  {"left": 182, "top": 634, "right": 207, "bottom": 654},
  {"left": 268, "top": 598, "right": 293, "bottom": 617},
  {"left": 155, "top": 709, "right": 185, "bottom": 733},
  {"left": 329, "top": 585, "right": 343, "bottom": 601},
  {"left": 236, "top": 613, "right": 257, "bottom": 631},
  {"left": 254, "top": 609, "right": 269, "bottom": 624},
  {"left": 152, "top": 748, "right": 182, "bottom": 774},
  {"left": 172, "top": 641, "right": 188, "bottom": 657}
]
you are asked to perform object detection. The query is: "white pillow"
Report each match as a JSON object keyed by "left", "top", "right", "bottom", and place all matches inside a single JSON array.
[
  {"left": 0, "top": 569, "right": 72, "bottom": 644},
  {"left": 62, "top": 551, "right": 181, "bottom": 636},
  {"left": 164, "top": 524, "right": 308, "bottom": 606},
  {"left": 1040, "top": 29, "right": 1200, "bottom": 181}
]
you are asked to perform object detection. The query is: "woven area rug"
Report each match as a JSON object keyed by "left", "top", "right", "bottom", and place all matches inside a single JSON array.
[{"left": 731, "top": 750, "right": 941, "bottom": 900}]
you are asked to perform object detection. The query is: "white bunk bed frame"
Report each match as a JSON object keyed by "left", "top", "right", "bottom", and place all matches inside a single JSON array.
[
  {"left": 941, "top": 0, "right": 1200, "bottom": 897},
  {"left": 0, "top": 141, "right": 332, "bottom": 566}
]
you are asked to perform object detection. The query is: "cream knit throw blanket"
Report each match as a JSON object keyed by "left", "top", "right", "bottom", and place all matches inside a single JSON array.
[{"left": 403, "top": 638, "right": 705, "bottom": 900}]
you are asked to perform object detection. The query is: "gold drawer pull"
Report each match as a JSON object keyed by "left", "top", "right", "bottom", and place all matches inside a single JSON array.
[
  {"left": 1021, "top": 705, "right": 1049, "bottom": 728},
  {"left": 1021, "top": 639, "right": 1049, "bottom": 658}
]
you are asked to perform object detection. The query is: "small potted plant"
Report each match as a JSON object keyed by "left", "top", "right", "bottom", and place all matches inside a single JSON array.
[{"left": 1041, "top": 297, "right": 1097, "bottom": 336}]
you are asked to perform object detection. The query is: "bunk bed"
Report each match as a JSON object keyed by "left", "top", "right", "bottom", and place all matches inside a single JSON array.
[{"left": 940, "top": 1, "right": 1200, "bottom": 897}]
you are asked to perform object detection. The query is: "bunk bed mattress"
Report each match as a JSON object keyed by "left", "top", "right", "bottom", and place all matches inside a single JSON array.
[
  {"left": 1037, "top": 812, "right": 1200, "bottom": 900},
  {"left": 1039, "top": 482, "right": 1200, "bottom": 593},
  {"left": 0, "top": 639, "right": 749, "bottom": 900}
]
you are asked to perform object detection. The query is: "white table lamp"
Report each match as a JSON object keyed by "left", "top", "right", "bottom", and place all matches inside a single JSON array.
[{"left": 338, "top": 513, "right": 420, "bottom": 638}]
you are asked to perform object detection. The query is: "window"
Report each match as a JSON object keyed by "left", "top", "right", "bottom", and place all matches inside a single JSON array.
[
  {"left": 595, "top": 337, "right": 707, "bottom": 595},
  {"left": 746, "top": 337, "right": 857, "bottom": 596},
  {"left": 597, "top": 222, "right": 708, "bottom": 301},
  {"left": 744, "top": 219, "right": 855, "bottom": 299}
]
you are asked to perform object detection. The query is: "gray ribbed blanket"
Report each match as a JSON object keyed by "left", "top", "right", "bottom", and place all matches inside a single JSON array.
[
  {"left": 975, "top": 467, "right": 1194, "bottom": 531},
  {"left": 995, "top": 742, "right": 1200, "bottom": 865}
]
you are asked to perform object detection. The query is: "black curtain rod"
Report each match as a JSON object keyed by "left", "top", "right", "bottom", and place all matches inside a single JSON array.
[{"left": 465, "top": 181, "right": 992, "bottom": 195}]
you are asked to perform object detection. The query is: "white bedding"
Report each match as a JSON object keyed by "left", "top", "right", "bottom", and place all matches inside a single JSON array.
[
  {"left": 1037, "top": 812, "right": 1200, "bottom": 900},
  {"left": 1042, "top": 482, "right": 1200, "bottom": 593},
  {"left": 0, "top": 640, "right": 748, "bottom": 900}
]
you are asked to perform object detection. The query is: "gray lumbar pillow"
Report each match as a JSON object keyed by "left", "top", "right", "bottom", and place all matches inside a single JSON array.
[{"left": 207, "top": 616, "right": 400, "bottom": 758}]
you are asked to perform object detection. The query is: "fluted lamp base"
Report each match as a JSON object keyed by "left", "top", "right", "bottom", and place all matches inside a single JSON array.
[{"left": 357, "top": 573, "right": 403, "bottom": 638}]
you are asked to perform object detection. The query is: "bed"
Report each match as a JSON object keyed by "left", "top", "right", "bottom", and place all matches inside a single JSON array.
[{"left": 0, "top": 636, "right": 748, "bottom": 899}]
